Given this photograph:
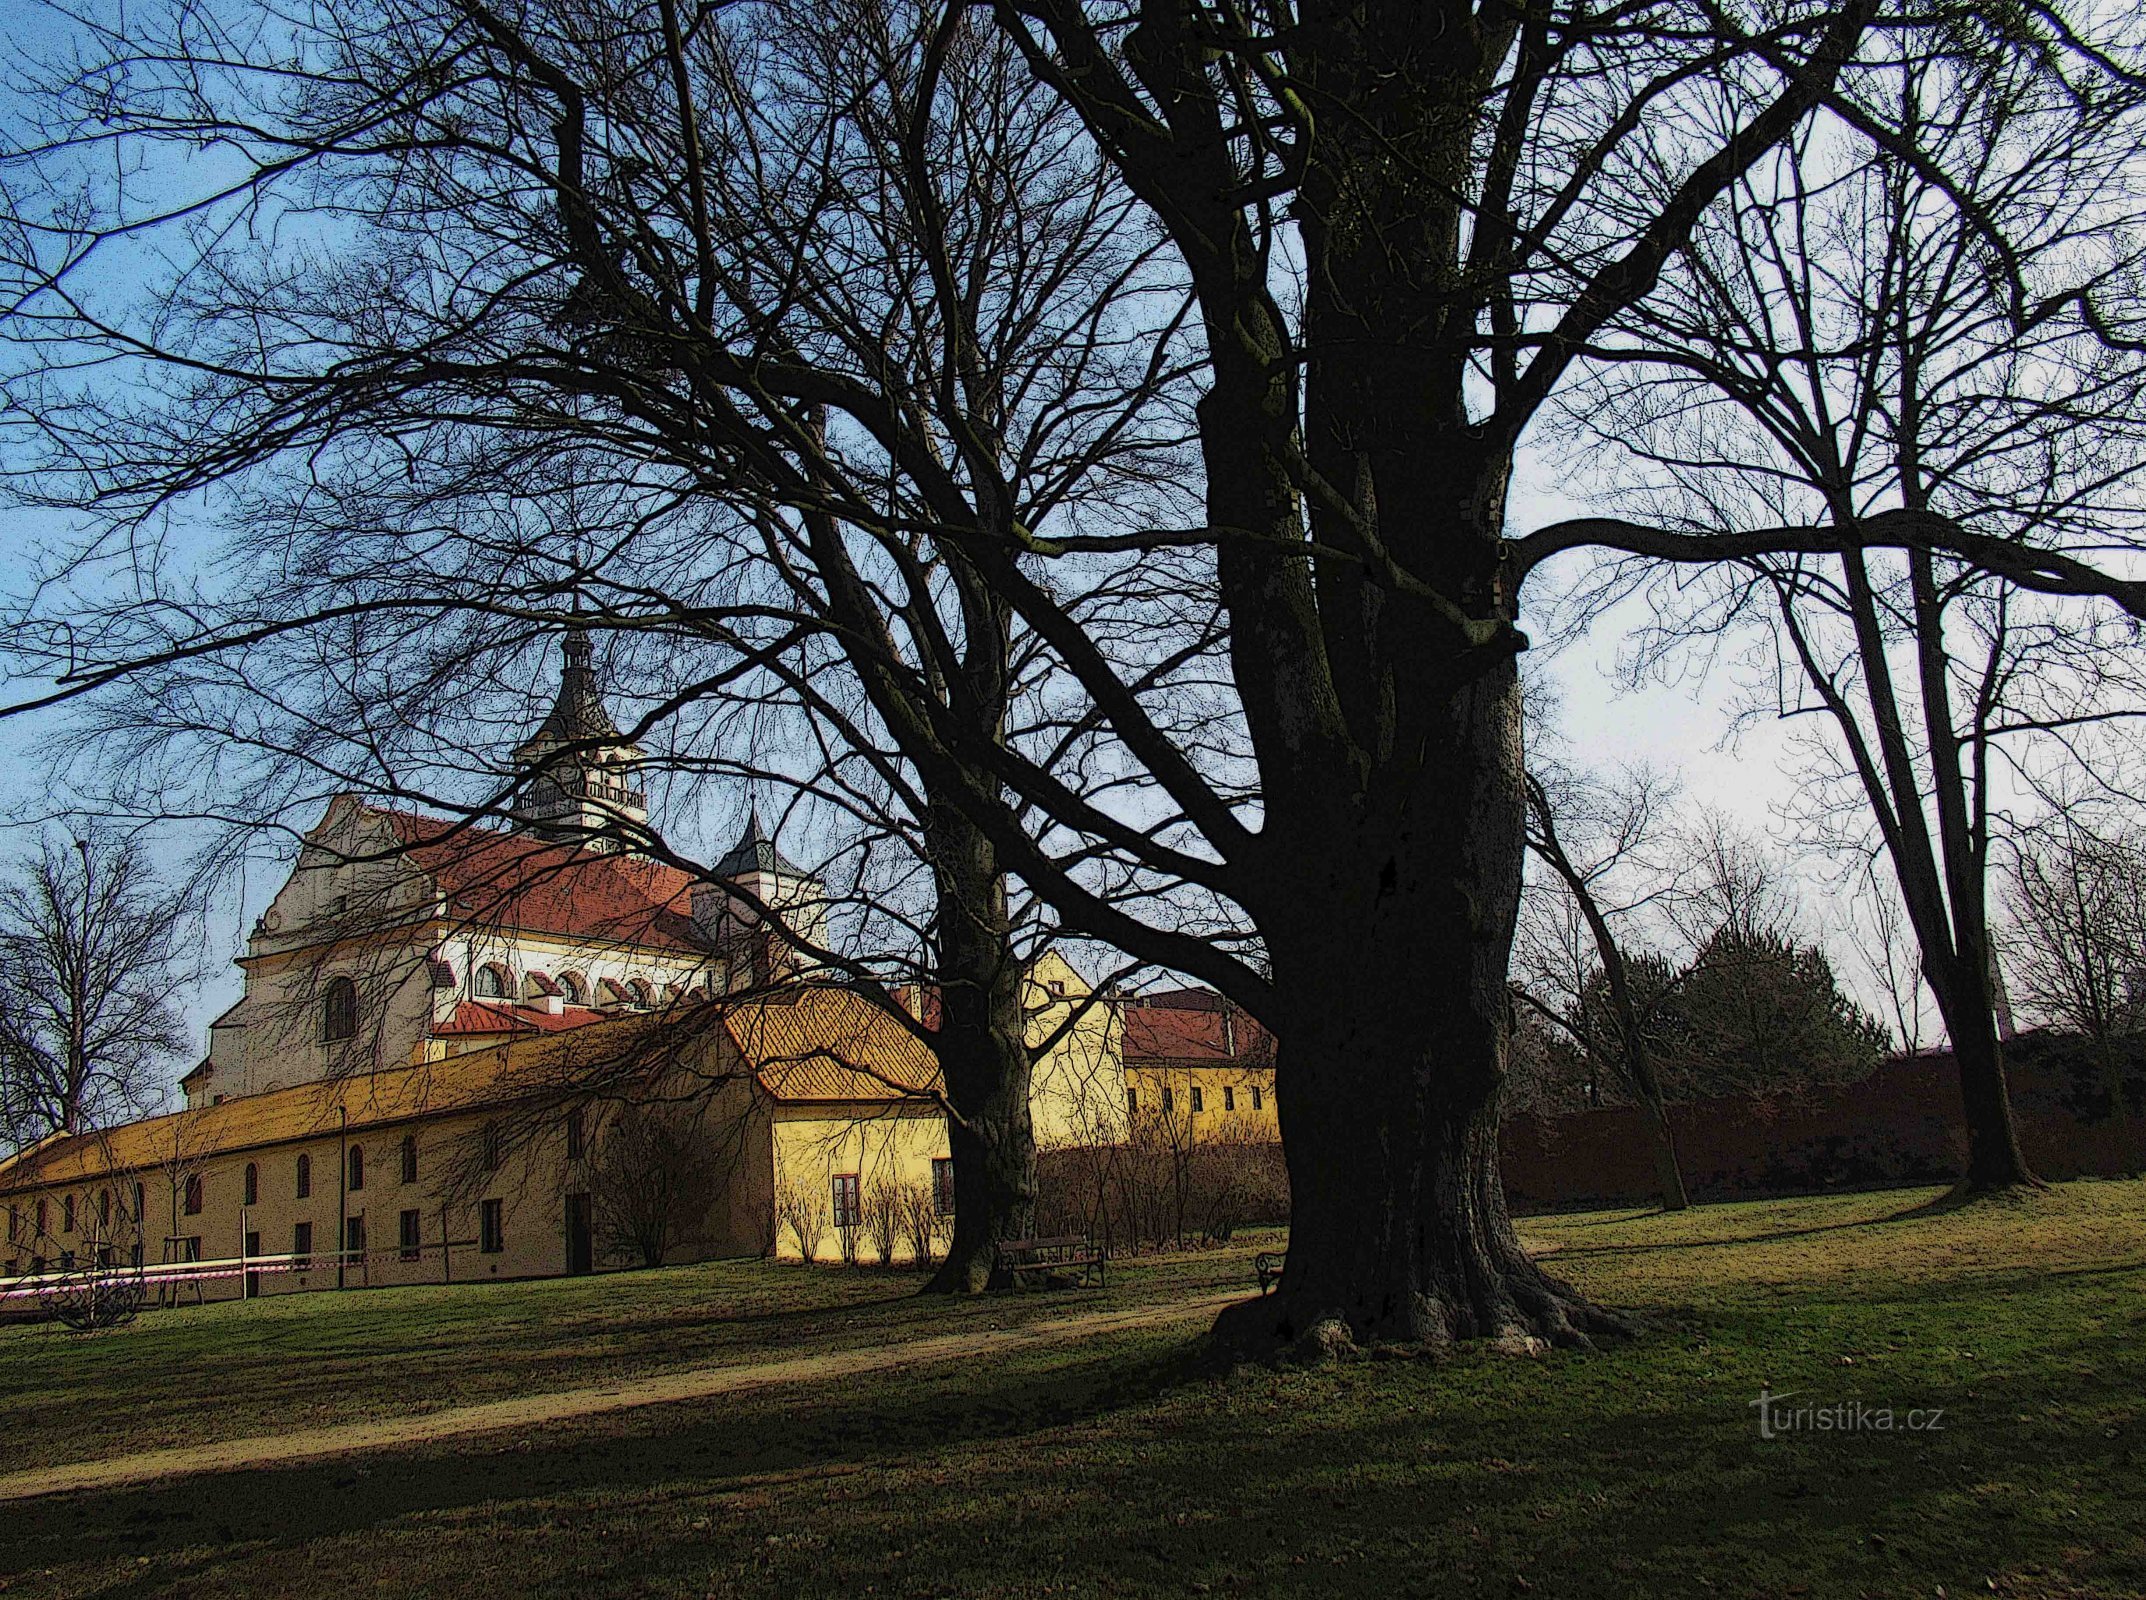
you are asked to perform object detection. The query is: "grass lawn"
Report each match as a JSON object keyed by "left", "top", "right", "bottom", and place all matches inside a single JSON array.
[{"left": 3, "top": 1181, "right": 2143, "bottom": 1598}]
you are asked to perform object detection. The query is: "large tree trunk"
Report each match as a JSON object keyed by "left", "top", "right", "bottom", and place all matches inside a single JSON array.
[
  {"left": 920, "top": 803, "right": 1038, "bottom": 1294},
  {"left": 1214, "top": 665, "right": 1631, "bottom": 1357},
  {"left": 1634, "top": 1091, "right": 1691, "bottom": 1213},
  {"left": 1933, "top": 966, "right": 2039, "bottom": 1193}
]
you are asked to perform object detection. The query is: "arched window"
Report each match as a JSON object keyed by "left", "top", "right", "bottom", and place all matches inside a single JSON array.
[
  {"left": 296, "top": 1153, "right": 312, "bottom": 1199},
  {"left": 474, "top": 964, "right": 511, "bottom": 999},
  {"left": 628, "top": 979, "right": 653, "bottom": 1008},
  {"left": 348, "top": 1146, "right": 365, "bottom": 1192},
  {"left": 400, "top": 1134, "right": 418, "bottom": 1184},
  {"left": 320, "top": 975, "right": 358, "bottom": 1042},
  {"left": 559, "top": 971, "right": 588, "bottom": 1005},
  {"left": 242, "top": 1163, "right": 258, "bottom": 1207}
]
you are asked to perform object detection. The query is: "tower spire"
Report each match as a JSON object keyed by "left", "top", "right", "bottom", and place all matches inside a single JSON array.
[{"left": 509, "top": 627, "right": 650, "bottom": 849}]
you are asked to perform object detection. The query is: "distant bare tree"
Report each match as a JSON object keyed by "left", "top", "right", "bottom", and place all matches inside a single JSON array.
[
  {"left": 2002, "top": 813, "right": 2146, "bottom": 1050},
  {"left": 0, "top": 827, "right": 194, "bottom": 1149},
  {"left": 1564, "top": 48, "right": 2146, "bottom": 1191},
  {"left": 1518, "top": 765, "right": 1691, "bottom": 1209},
  {"left": 591, "top": 1104, "right": 724, "bottom": 1269}
]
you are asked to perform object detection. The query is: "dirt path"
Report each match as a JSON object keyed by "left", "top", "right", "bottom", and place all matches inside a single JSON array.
[{"left": 0, "top": 1290, "right": 1244, "bottom": 1504}]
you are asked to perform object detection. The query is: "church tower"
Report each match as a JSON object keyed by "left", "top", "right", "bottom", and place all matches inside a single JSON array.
[{"left": 510, "top": 628, "right": 649, "bottom": 849}]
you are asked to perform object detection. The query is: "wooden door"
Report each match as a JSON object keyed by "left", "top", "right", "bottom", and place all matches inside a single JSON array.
[{"left": 565, "top": 1193, "right": 593, "bottom": 1276}]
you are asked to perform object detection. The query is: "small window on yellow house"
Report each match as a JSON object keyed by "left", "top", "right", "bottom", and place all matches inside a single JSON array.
[
  {"left": 1161, "top": 1087, "right": 1174, "bottom": 1114},
  {"left": 1224, "top": 1086, "right": 1236, "bottom": 1112},
  {"left": 1252, "top": 1086, "right": 1263, "bottom": 1112},
  {"left": 1190, "top": 1087, "right": 1204, "bottom": 1114}
]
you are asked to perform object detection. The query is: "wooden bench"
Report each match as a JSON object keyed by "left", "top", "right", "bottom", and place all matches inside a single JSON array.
[
  {"left": 994, "top": 1234, "right": 1106, "bottom": 1291},
  {"left": 1255, "top": 1250, "right": 1286, "bottom": 1295}
]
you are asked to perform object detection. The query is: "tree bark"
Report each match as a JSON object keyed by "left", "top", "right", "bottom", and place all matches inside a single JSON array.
[
  {"left": 1930, "top": 961, "right": 2040, "bottom": 1193},
  {"left": 920, "top": 802, "right": 1038, "bottom": 1293},
  {"left": 1214, "top": 664, "right": 1632, "bottom": 1356}
]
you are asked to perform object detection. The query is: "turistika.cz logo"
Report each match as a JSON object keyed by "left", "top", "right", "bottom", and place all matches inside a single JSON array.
[{"left": 1752, "top": 1387, "right": 1946, "bottom": 1439}]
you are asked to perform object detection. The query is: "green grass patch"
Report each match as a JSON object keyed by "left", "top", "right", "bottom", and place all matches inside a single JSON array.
[{"left": 4, "top": 1184, "right": 2144, "bottom": 1598}]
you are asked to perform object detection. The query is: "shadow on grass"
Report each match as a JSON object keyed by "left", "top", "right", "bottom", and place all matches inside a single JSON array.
[{"left": 8, "top": 1307, "right": 2141, "bottom": 1600}]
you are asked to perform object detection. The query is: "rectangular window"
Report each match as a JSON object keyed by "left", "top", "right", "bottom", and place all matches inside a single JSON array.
[
  {"left": 1161, "top": 1086, "right": 1174, "bottom": 1113},
  {"left": 931, "top": 1157, "right": 956, "bottom": 1217},
  {"left": 1251, "top": 1086, "right": 1263, "bottom": 1112},
  {"left": 400, "top": 1136, "right": 418, "bottom": 1184},
  {"left": 130, "top": 1242, "right": 143, "bottom": 1268},
  {"left": 566, "top": 1107, "right": 585, "bottom": 1161},
  {"left": 293, "top": 1221, "right": 313, "bottom": 1269},
  {"left": 59, "top": 1249, "right": 75, "bottom": 1270},
  {"left": 1224, "top": 1086, "right": 1236, "bottom": 1112},
  {"left": 296, "top": 1155, "right": 312, "bottom": 1199},
  {"left": 399, "top": 1209, "right": 422, "bottom": 1262},
  {"left": 183, "top": 1175, "right": 203, "bottom": 1216},
  {"left": 344, "top": 1215, "right": 366, "bottom": 1261},
  {"left": 1125, "top": 1087, "right": 1138, "bottom": 1116},
  {"left": 831, "top": 1173, "right": 861, "bottom": 1231},
  {"left": 63, "top": 1195, "right": 75, "bottom": 1233},
  {"left": 181, "top": 1237, "right": 202, "bottom": 1263},
  {"left": 96, "top": 1246, "right": 112, "bottom": 1268},
  {"left": 1190, "top": 1086, "right": 1204, "bottom": 1114},
  {"left": 5, "top": 1206, "right": 14, "bottom": 1243},
  {"left": 480, "top": 1199, "right": 504, "bottom": 1254},
  {"left": 348, "top": 1147, "right": 365, "bottom": 1192},
  {"left": 481, "top": 1123, "right": 502, "bottom": 1172}
]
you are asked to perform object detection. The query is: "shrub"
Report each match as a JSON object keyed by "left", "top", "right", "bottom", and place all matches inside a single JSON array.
[
  {"left": 775, "top": 1180, "right": 828, "bottom": 1262},
  {"left": 896, "top": 1181, "right": 940, "bottom": 1271},
  {"left": 862, "top": 1177, "right": 902, "bottom": 1266},
  {"left": 1037, "top": 1127, "right": 1286, "bottom": 1254}
]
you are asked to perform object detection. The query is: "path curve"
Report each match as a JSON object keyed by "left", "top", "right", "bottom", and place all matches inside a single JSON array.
[{"left": 0, "top": 1290, "right": 1245, "bottom": 1504}]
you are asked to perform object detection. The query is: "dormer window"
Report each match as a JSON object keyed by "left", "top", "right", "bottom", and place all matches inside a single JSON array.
[
  {"left": 628, "top": 979, "right": 654, "bottom": 1008},
  {"left": 320, "top": 976, "right": 358, "bottom": 1042},
  {"left": 474, "top": 964, "right": 511, "bottom": 1000},
  {"left": 596, "top": 978, "right": 628, "bottom": 1008},
  {"left": 559, "top": 971, "right": 588, "bottom": 1005}
]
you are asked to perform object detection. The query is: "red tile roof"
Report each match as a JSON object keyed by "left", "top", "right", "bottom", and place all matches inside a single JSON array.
[
  {"left": 370, "top": 806, "right": 708, "bottom": 952},
  {"left": 1122, "top": 991, "right": 1274, "bottom": 1067},
  {"left": 432, "top": 999, "right": 614, "bottom": 1036}
]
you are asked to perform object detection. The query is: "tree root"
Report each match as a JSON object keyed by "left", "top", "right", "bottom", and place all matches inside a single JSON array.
[{"left": 1210, "top": 1260, "right": 1637, "bottom": 1366}]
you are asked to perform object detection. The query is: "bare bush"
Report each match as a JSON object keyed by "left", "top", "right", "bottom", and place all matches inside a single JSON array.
[
  {"left": 776, "top": 1180, "right": 828, "bottom": 1264},
  {"left": 897, "top": 1182, "right": 940, "bottom": 1272},
  {"left": 861, "top": 1178, "right": 901, "bottom": 1267}
]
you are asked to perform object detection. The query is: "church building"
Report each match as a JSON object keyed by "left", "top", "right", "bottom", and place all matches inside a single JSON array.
[{"left": 0, "top": 633, "right": 1119, "bottom": 1298}]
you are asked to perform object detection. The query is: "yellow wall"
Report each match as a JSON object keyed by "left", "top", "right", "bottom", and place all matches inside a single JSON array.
[
  {"left": 768, "top": 1105, "right": 951, "bottom": 1264},
  {"left": 1122, "top": 1062, "right": 1280, "bottom": 1143},
  {"left": 1025, "top": 951, "right": 1130, "bottom": 1148}
]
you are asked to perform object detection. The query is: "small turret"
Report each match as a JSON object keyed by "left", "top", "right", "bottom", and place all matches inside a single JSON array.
[{"left": 691, "top": 806, "right": 828, "bottom": 985}]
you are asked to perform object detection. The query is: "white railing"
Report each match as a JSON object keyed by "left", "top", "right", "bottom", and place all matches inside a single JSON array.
[{"left": 0, "top": 1239, "right": 475, "bottom": 1304}]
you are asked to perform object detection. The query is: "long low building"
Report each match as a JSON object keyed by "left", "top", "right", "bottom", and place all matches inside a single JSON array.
[{"left": 0, "top": 986, "right": 965, "bottom": 1294}]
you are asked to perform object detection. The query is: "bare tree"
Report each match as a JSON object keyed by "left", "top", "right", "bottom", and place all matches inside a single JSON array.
[
  {"left": 2002, "top": 811, "right": 2146, "bottom": 1049},
  {"left": 4, "top": 0, "right": 2145, "bottom": 1354},
  {"left": 591, "top": 1102, "right": 725, "bottom": 1268},
  {"left": 1518, "top": 766, "right": 1691, "bottom": 1209},
  {"left": 1561, "top": 47, "right": 2146, "bottom": 1191},
  {"left": 0, "top": 827, "right": 194, "bottom": 1149}
]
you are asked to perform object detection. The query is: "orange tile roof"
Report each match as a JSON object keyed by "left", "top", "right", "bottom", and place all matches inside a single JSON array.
[
  {"left": 0, "top": 988, "right": 940, "bottom": 1194},
  {"left": 720, "top": 987, "right": 943, "bottom": 1103}
]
